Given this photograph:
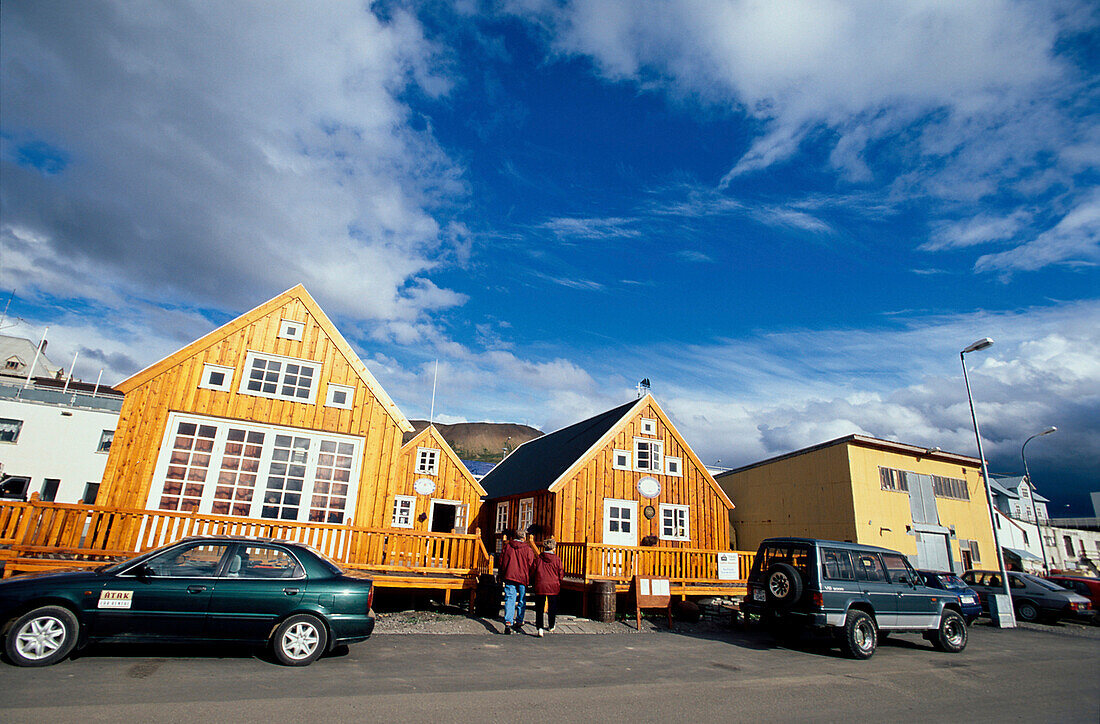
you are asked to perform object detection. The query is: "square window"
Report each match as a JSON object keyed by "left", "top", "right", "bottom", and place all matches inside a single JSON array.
[
  {"left": 665, "top": 456, "right": 682, "bottom": 477},
  {"left": 416, "top": 448, "right": 439, "bottom": 475},
  {"left": 278, "top": 319, "right": 304, "bottom": 341},
  {"left": 612, "top": 449, "right": 631, "bottom": 470},
  {"left": 640, "top": 418, "right": 657, "bottom": 436},
  {"left": 199, "top": 363, "right": 234, "bottom": 392},
  {"left": 325, "top": 384, "right": 354, "bottom": 410}
]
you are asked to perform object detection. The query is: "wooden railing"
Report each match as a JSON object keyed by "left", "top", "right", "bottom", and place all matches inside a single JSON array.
[
  {"left": 558, "top": 542, "right": 755, "bottom": 584},
  {"left": 0, "top": 500, "right": 491, "bottom": 577}
]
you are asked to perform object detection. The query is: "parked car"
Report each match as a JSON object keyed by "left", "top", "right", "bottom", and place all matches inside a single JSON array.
[
  {"left": 1044, "top": 575, "right": 1100, "bottom": 624},
  {"left": 917, "top": 570, "right": 982, "bottom": 624},
  {"left": 961, "top": 570, "right": 1091, "bottom": 623},
  {"left": 0, "top": 535, "right": 375, "bottom": 667},
  {"left": 742, "top": 537, "right": 968, "bottom": 659}
]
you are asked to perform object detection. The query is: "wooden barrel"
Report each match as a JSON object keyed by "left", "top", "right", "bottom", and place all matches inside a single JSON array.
[{"left": 590, "top": 580, "right": 616, "bottom": 623}]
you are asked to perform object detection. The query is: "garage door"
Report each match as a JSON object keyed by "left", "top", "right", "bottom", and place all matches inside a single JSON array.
[{"left": 915, "top": 531, "right": 951, "bottom": 571}]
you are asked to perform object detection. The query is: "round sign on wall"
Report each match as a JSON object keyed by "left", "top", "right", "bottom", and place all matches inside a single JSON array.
[
  {"left": 636, "top": 476, "right": 661, "bottom": 499},
  {"left": 414, "top": 477, "right": 436, "bottom": 496}
]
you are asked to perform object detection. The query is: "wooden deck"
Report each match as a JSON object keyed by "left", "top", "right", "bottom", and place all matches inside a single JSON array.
[{"left": 558, "top": 542, "right": 754, "bottom": 598}]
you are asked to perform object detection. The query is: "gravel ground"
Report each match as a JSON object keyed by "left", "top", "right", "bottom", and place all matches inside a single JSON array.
[{"left": 373, "top": 608, "right": 736, "bottom": 635}]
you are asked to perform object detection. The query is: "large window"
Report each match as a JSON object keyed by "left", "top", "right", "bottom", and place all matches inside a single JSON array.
[
  {"left": 149, "top": 413, "right": 362, "bottom": 524},
  {"left": 494, "top": 500, "right": 510, "bottom": 533},
  {"left": 634, "top": 439, "right": 663, "bottom": 473},
  {"left": 239, "top": 351, "right": 320, "bottom": 404},
  {"left": 517, "top": 498, "right": 534, "bottom": 535},
  {"left": 659, "top": 504, "right": 689, "bottom": 541},
  {"left": 0, "top": 418, "right": 23, "bottom": 443}
]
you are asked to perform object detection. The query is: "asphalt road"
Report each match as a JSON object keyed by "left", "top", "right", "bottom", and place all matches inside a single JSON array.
[{"left": 1, "top": 624, "right": 1097, "bottom": 723}]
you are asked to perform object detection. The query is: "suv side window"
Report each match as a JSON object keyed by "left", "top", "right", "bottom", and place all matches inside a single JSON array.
[
  {"left": 853, "top": 553, "right": 886, "bottom": 582},
  {"left": 881, "top": 553, "right": 912, "bottom": 584},
  {"left": 821, "top": 548, "right": 855, "bottom": 580}
]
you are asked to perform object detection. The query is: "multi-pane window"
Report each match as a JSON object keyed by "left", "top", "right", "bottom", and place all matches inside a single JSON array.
[
  {"left": 160, "top": 422, "right": 218, "bottom": 512},
  {"left": 879, "top": 467, "right": 910, "bottom": 492},
  {"left": 416, "top": 448, "right": 439, "bottom": 475},
  {"left": 239, "top": 352, "right": 319, "bottom": 403},
  {"left": 310, "top": 440, "right": 356, "bottom": 523},
  {"left": 0, "top": 418, "right": 23, "bottom": 443},
  {"left": 606, "top": 504, "right": 632, "bottom": 534},
  {"left": 150, "top": 413, "right": 361, "bottom": 524},
  {"left": 212, "top": 428, "right": 265, "bottom": 516},
  {"left": 97, "top": 430, "right": 114, "bottom": 453},
  {"left": 634, "top": 439, "right": 663, "bottom": 473},
  {"left": 659, "top": 504, "right": 689, "bottom": 540},
  {"left": 495, "top": 501, "right": 510, "bottom": 533},
  {"left": 932, "top": 475, "right": 970, "bottom": 500},
  {"left": 518, "top": 498, "right": 534, "bottom": 535},
  {"left": 392, "top": 496, "right": 415, "bottom": 528}
]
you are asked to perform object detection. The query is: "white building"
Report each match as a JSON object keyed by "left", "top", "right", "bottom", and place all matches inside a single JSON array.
[{"left": 0, "top": 378, "right": 122, "bottom": 504}]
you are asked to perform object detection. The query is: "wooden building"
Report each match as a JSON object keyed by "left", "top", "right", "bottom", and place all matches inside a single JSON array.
[
  {"left": 97, "top": 285, "right": 416, "bottom": 528},
  {"left": 479, "top": 395, "right": 733, "bottom": 554},
  {"left": 393, "top": 424, "right": 486, "bottom": 534}
]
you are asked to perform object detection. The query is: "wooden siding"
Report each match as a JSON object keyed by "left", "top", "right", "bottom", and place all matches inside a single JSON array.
[
  {"left": 553, "top": 400, "right": 731, "bottom": 549},
  {"left": 391, "top": 426, "right": 485, "bottom": 534},
  {"left": 97, "top": 288, "right": 408, "bottom": 528}
]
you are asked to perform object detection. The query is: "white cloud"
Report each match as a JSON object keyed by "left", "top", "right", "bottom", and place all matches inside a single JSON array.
[{"left": 974, "top": 190, "right": 1100, "bottom": 273}]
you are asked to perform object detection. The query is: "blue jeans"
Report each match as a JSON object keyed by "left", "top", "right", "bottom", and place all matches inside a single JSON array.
[{"left": 503, "top": 582, "right": 526, "bottom": 625}]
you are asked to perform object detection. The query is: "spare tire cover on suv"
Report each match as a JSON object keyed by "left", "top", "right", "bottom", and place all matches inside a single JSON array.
[{"left": 765, "top": 563, "right": 804, "bottom": 607}]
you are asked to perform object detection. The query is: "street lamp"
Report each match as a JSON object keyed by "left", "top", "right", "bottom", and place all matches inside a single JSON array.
[
  {"left": 1022, "top": 426, "right": 1057, "bottom": 574},
  {"left": 961, "top": 337, "right": 1016, "bottom": 627}
]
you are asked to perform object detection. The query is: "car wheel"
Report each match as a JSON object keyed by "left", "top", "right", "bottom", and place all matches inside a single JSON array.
[
  {"left": 930, "top": 610, "right": 968, "bottom": 653},
  {"left": 764, "top": 564, "right": 804, "bottom": 608},
  {"left": 272, "top": 614, "right": 328, "bottom": 666},
  {"left": 1015, "top": 600, "right": 1040, "bottom": 623},
  {"left": 4, "top": 605, "right": 79, "bottom": 667},
  {"left": 840, "top": 610, "right": 877, "bottom": 660}
]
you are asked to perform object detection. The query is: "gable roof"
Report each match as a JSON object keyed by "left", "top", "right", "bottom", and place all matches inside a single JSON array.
[
  {"left": 115, "top": 284, "right": 412, "bottom": 432},
  {"left": 0, "top": 334, "right": 62, "bottom": 379},
  {"left": 401, "top": 424, "right": 487, "bottom": 496},
  {"left": 479, "top": 398, "right": 640, "bottom": 499}
]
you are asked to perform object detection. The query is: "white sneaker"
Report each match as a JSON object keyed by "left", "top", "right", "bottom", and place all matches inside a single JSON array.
[
  {"left": 537, "top": 628, "right": 545, "bottom": 637},
  {"left": 548, "top": 626, "right": 556, "bottom": 633}
]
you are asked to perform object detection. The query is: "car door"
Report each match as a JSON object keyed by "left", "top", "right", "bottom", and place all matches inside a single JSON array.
[
  {"left": 853, "top": 551, "right": 897, "bottom": 628},
  {"left": 204, "top": 543, "right": 308, "bottom": 641},
  {"left": 885, "top": 553, "right": 939, "bottom": 628},
  {"left": 96, "top": 541, "right": 230, "bottom": 640}
]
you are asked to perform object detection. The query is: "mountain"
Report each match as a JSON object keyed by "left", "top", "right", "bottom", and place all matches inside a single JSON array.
[{"left": 404, "top": 420, "right": 543, "bottom": 462}]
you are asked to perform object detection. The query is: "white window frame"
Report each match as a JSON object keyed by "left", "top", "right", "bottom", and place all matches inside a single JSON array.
[
  {"left": 146, "top": 411, "right": 363, "bottom": 524},
  {"left": 517, "top": 497, "right": 534, "bottom": 535},
  {"left": 603, "top": 498, "right": 638, "bottom": 546},
  {"left": 634, "top": 437, "right": 663, "bottom": 474},
  {"left": 612, "top": 449, "right": 632, "bottom": 470},
  {"left": 664, "top": 456, "right": 683, "bottom": 477},
  {"left": 238, "top": 350, "right": 321, "bottom": 404},
  {"left": 429, "top": 498, "right": 464, "bottom": 533},
  {"left": 199, "top": 363, "right": 235, "bottom": 392},
  {"left": 278, "top": 319, "right": 304, "bottom": 342},
  {"left": 392, "top": 495, "right": 416, "bottom": 528},
  {"left": 659, "top": 504, "right": 690, "bottom": 541},
  {"left": 325, "top": 383, "right": 355, "bottom": 410},
  {"left": 495, "top": 500, "right": 510, "bottom": 533},
  {"left": 639, "top": 417, "right": 658, "bottom": 436},
  {"left": 416, "top": 447, "right": 439, "bottom": 475}
]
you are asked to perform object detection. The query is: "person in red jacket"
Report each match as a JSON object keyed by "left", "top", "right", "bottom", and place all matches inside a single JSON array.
[
  {"left": 531, "top": 538, "right": 564, "bottom": 637},
  {"left": 499, "top": 528, "right": 536, "bottom": 634}
]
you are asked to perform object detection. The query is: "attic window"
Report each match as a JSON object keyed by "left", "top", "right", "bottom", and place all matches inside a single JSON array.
[
  {"left": 325, "top": 384, "right": 354, "bottom": 410},
  {"left": 278, "top": 319, "right": 304, "bottom": 342},
  {"left": 634, "top": 438, "right": 663, "bottom": 474},
  {"left": 199, "top": 363, "right": 234, "bottom": 392},
  {"left": 612, "top": 449, "right": 632, "bottom": 470},
  {"left": 239, "top": 351, "right": 319, "bottom": 404},
  {"left": 416, "top": 447, "right": 439, "bottom": 475},
  {"left": 640, "top": 418, "right": 657, "bottom": 436},
  {"left": 665, "top": 456, "right": 682, "bottom": 477},
  {"left": 5, "top": 356, "right": 22, "bottom": 371}
]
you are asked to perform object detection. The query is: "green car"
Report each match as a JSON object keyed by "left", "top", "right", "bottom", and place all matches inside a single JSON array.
[{"left": 0, "top": 535, "right": 375, "bottom": 667}]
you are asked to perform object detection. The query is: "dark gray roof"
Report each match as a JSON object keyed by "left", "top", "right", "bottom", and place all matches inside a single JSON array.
[{"left": 479, "top": 399, "right": 639, "bottom": 499}]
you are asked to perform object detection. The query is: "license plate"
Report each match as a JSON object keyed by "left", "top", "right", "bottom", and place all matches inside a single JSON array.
[{"left": 753, "top": 589, "right": 765, "bottom": 602}]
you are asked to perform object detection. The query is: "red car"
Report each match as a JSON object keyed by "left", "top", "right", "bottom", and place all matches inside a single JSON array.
[{"left": 1045, "top": 575, "right": 1100, "bottom": 624}]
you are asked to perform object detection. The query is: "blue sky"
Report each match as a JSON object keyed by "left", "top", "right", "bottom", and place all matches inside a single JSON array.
[{"left": 2, "top": 1, "right": 1098, "bottom": 513}]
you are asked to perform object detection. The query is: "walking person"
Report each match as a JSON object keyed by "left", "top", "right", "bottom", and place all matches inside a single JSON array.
[
  {"left": 531, "top": 538, "right": 564, "bottom": 637},
  {"left": 499, "top": 528, "right": 536, "bottom": 634}
]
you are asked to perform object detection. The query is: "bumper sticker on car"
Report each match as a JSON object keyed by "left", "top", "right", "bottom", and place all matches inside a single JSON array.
[{"left": 98, "top": 590, "right": 134, "bottom": 609}]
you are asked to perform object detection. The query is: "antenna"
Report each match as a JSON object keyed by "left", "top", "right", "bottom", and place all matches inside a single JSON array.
[{"left": 429, "top": 359, "right": 439, "bottom": 424}]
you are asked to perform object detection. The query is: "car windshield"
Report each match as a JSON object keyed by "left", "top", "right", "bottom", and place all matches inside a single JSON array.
[
  {"left": 96, "top": 545, "right": 173, "bottom": 575},
  {"left": 935, "top": 574, "right": 968, "bottom": 589}
]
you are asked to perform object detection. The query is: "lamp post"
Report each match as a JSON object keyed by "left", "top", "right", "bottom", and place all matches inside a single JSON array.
[
  {"left": 961, "top": 337, "right": 1015, "bottom": 627},
  {"left": 1022, "top": 426, "right": 1057, "bottom": 574}
]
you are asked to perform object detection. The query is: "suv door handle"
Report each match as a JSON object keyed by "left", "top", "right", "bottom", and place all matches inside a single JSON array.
[
  {"left": 283, "top": 588, "right": 300, "bottom": 596},
  {"left": 187, "top": 585, "right": 207, "bottom": 594}
]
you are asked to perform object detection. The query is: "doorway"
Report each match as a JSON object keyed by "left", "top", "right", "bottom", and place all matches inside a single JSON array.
[{"left": 429, "top": 500, "right": 461, "bottom": 533}]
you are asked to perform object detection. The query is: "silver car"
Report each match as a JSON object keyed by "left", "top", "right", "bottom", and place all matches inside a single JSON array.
[{"left": 962, "top": 570, "right": 1092, "bottom": 623}]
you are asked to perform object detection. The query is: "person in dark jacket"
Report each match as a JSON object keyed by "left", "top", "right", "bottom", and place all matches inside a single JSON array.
[
  {"left": 531, "top": 538, "right": 564, "bottom": 637},
  {"left": 499, "top": 528, "right": 536, "bottom": 634}
]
